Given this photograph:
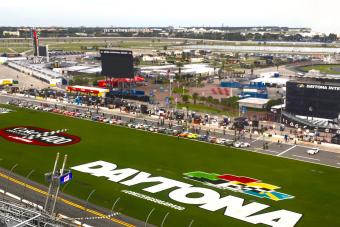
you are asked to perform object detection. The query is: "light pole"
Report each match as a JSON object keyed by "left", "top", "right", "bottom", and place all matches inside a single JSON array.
[
  {"left": 188, "top": 219, "right": 194, "bottom": 227},
  {"left": 81, "top": 189, "right": 96, "bottom": 226},
  {"left": 109, "top": 197, "right": 120, "bottom": 227},
  {"left": 249, "top": 121, "right": 253, "bottom": 139},
  {"left": 145, "top": 208, "right": 155, "bottom": 227},
  {"left": 4, "top": 163, "right": 18, "bottom": 201},
  {"left": 160, "top": 212, "right": 169, "bottom": 227},
  {"left": 21, "top": 169, "right": 35, "bottom": 203},
  {"left": 309, "top": 106, "right": 313, "bottom": 121},
  {"left": 61, "top": 181, "right": 71, "bottom": 193}
]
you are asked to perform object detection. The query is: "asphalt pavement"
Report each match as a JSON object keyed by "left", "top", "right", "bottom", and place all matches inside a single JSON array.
[{"left": 0, "top": 166, "right": 153, "bottom": 227}]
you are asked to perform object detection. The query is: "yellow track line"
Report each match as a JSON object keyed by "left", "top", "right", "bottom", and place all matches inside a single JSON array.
[{"left": 0, "top": 172, "right": 135, "bottom": 227}]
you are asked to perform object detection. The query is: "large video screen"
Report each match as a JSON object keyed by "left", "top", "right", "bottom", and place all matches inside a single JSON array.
[
  {"left": 286, "top": 81, "right": 340, "bottom": 119},
  {"left": 100, "top": 49, "right": 134, "bottom": 78},
  {"left": 38, "top": 46, "right": 48, "bottom": 57}
]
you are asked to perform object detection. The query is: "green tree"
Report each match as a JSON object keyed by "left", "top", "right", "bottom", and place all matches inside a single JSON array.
[
  {"left": 207, "top": 96, "right": 214, "bottom": 104},
  {"left": 266, "top": 99, "right": 283, "bottom": 111},
  {"left": 181, "top": 94, "right": 190, "bottom": 103},
  {"left": 199, "top": 96, "right": 207, "bottom": 103},
  {"left": 212, "top": 60, "right": 218, "bottom": 75},
  {"left": 176, "top": 61, "right": 184, "bottom": 79},
  {"left": 273, "top": 59, "right": 281, "bottom": 71},
  {"left": 328, "top": 33, "right": 337, "bottom": 42},
  {"left": 192, "top": 92, "right": 199, "bottom": 104},
  {"left": 221, "top": 96, "right": 240, "bottom": 109}
]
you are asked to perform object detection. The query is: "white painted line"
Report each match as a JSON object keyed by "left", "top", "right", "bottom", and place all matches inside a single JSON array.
[
  {"left": 6, "top": 192, "right": 20, "bottom": 200},
  {"left": 266, "top": 150, "right": 280, "bottom": 154},
  {"left": 293, "top": 155, "right": 320, "bottom": 161},
  {"left": 277, "top": 145, "right": 297, "bottom": 156},
  {"left": 252, "top": 147, "right": 280, "bottom": 154}
]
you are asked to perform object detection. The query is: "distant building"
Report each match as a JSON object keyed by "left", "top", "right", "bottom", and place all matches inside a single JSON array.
[
  {"left": 190, "top": 57, "right": 204, "bottom": 63},
  {"left": 103, "top": 28, "right": 152, "bottom": 33},
  {"left": 2, "top": 31, "right": 20, "bottom": 37},
  {"left": 142, "top": 55, "right": 166, "bottom": 62}
]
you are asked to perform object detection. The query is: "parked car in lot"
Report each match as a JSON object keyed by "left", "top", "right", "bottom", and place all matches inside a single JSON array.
[
  {"left": 233, "top": 141, "right": 250, "bottom": 148},
  {"left": 92, "top": 116, "right": 100, "bottom": 121},
  {"left": 74, "top": 112, "right": 81, "bottom": 118},
  {"left": 149, "top": 127, "right": 158, "bottom": 132},
  {"left": 102, "top": 118, "right": 110, "bottom": 123},
  {"left": 179, "top": 132, "right": 190, "bottom": 137},
  {"left": 223, "top": 139, "right": 234, "bottom": 146},
  {"left": 216, "top": 138, "right": 227, "bottom": 144},
  {"left": 209, "top": 137, "right": 217, "bottom": 143},
  {"left": 307, "top": 148, "right": 319, "bottom": 155},
  {"left": 127, "top": 123, "right": 136, "bottom": 128},
  {"left": 109, "top": 119, "right": 117, "bottom": 124},
  {"left": 187, "top": 133, "right": 199, "bottom": 139},
  {"left": 157, "top": 127, "right": 167, "bottom": 134},
  {"left": 199, "top": 135, "right": 209, "bottom": 141}
]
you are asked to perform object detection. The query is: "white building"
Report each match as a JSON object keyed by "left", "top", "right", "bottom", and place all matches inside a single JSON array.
[
  {"left": 142, "top": 55, "right": 166, "bottom": 62},
  {"left": 2, "top": 31, "right": 20, "bottom": 37}
]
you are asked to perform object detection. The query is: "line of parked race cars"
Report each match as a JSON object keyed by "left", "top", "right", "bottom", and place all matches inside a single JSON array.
[
  {"left": 126, "top": 122, "right": 250, "bottom": 147},
  {"left": 7, "top": 100, "right": 251, "bottom": 148}
]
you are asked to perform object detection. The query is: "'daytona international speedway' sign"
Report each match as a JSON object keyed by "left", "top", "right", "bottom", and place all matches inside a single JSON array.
[
  {"left": 0, "top": 126, "right": 81, "bottom": 146},
  {"left": 72, "top": 161, "right": 302, "bottom": 227}
]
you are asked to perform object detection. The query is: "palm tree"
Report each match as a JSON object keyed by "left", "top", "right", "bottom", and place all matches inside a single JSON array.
[
  {"left": 176, "top": 61, "right": 184, "bottom": 80},
  {"left": 207, "top": 96, "right": 213, "bottom": 104},
  {"left": 273, "top": 59, "right": 281, "bottom": 71},
  {"left": 212, "top": 60, "right": 218, "bottom": 75},
  {"left": 199, "top": 96, "right": 207, "bottom": 103},
  {"left": 192, "top": 93, "right": 199, "bottom": 105}
]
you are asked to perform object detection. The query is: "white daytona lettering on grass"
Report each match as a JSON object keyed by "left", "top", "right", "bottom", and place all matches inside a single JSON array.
[{"left": 72, "top": 161, "right": 303, "bottom": 227}]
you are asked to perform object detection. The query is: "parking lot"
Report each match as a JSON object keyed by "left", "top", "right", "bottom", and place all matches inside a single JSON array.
[{"left": 0, "top": 64, "right": 50, "bottom": 89}]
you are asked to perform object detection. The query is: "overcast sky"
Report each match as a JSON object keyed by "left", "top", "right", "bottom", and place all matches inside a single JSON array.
[{"left": 1, "top": 0, "right": 340, "bottom": 33}]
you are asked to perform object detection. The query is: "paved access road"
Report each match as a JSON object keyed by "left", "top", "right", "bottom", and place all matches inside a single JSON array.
[{"left": 238, "top": 136, "right": 340, "bottom": 169}]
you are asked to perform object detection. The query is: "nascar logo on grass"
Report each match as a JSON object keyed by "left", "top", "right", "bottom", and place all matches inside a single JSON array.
[
  {"left": 184, "top": 171, "right": 293, "bottom": 201},
  {"left": 0, "top": 126, "right": 81, "bottom": 146}
]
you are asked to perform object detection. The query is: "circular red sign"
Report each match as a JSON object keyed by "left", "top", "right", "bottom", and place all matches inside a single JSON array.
[{"left": 0, "top": 126, "right": 81, "bottom": 146}]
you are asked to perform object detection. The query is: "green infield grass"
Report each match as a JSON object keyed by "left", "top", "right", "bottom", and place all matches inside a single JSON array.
[
  {"left": 0, "top": 104, "right": 339, "bottom": 227},
  {"left": 299, "top": 64, "right": 340, "bottom": 75}
]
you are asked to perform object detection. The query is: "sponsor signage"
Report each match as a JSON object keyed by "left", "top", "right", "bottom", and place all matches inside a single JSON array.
[
  {"left": 60, "top": 172, "right": 73, "bottom": 184},
  {"left": 184, "top": 171, "right": 293, "bottom": 201},
  {"left": 72, "top": 161, "right": 302, "bottom": 227},
  {"left": 297, "top": 83, "right": 340, "bottom": 91},
  {"left": 0, "top": 126, "right": 81, "bottom": 146}
]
